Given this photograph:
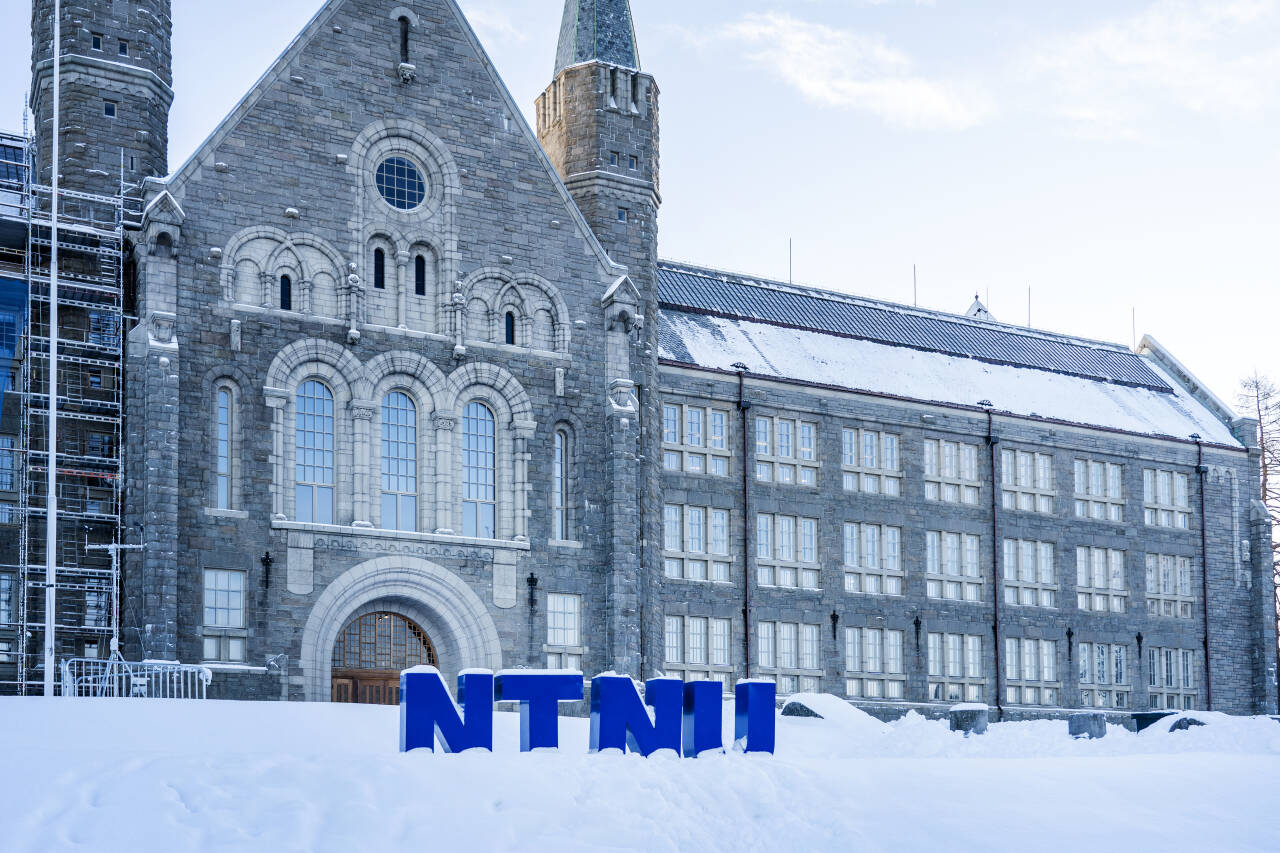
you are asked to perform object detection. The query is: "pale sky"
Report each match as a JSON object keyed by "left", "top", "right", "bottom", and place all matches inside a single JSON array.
[{"left": 2, "top": 0, "right": 1276, "bottom": 410}]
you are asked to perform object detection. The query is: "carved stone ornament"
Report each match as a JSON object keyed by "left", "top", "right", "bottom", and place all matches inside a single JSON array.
[
  {"left": 433, "top": 413, "right": 458, "bottom": 432},
  {"left": 149, "top": 312, "right": 176, "bottom": 344},
  {"left": 398, "top": 62, "right": 417, "bottom": 84},
  {"left": 350, "top": 400, "right": 377, "bottom": 421}
]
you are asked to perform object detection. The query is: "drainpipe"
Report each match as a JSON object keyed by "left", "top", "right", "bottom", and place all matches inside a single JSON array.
[
  {"left": 1194, "top": 436, "right": 1212, "bottom": 710},
  {"left": 985, "top": 406, "right": 1004, "bottom": 721},
  {"left": 734, "top": 364, "right": 752, "bottom": 679}
]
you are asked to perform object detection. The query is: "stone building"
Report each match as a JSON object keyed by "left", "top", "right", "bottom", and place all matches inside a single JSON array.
[{"left": 3, "top": 0, "right": 1275, "bottom": 715}]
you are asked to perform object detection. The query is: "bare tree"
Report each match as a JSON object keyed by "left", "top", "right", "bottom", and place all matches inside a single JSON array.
[{"left": 1239, "top": 373, "right": 1280, "bottom": 686}]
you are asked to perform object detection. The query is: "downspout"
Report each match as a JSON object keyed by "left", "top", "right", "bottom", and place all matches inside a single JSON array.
[
  {"left": 1195, "top": 437, "right": 1212, "bottom": 710},
  {"left": 735, "top": 364, "right": 752, "bottom": 679},
  {"left": 986, "top": 407, "right": 1004, "bottom": 721}
]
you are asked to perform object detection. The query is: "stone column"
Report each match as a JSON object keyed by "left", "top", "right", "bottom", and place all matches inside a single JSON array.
[
  {"left": 513, "top": 420, "right": 537, "bottom": 542},
  {"left": 264, "top": 387, "right": 289, "bottom": 520},
  {"left": 350, "top": 400, "right": 376, "bottom": 528},
  {"left": 259, "top": 272, "right": 274, "bottom": 309},
  {"left": 396, "top": 251, "right": 410, "bottom": 328},
  {"left": 433, "top": 413, "right": 456, "bottom": 534},
  {"left": 301, "top": 277, "right": 313, "bottom": 314}
]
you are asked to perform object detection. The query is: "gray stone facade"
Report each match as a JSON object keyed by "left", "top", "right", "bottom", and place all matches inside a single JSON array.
[{"left": 22, "top": 0, "right": 1277, "bottom": 716}]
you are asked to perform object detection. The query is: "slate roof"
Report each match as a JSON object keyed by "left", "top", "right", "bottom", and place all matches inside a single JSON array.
[
  {"left": 657, "top": 260, "right": 1172, "bottom": 393},
  {"left": 555, "top": 0, "right": 640, "bottom": 74}
]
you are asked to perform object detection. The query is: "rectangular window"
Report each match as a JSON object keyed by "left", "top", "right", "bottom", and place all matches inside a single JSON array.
[
  {"left": 1147, "top": 647, "right": 1199, "bottom": 710},
  {"left": 617, "top": 208, "right": 628, "bottom": 223},
  {"left": 1076, "top": 547, "right": 1128, "bottom": 613},
  {"left": 202, "top": 569, "right": 246, "bottom": 663},
  {"left": 759, "top": 621, "right": 822, "bottom": 693},
  {"left": 547, "top": 593, "right": 582, "bottom": 649},
  {"left": 665, "top": 616, "right": 683, "bottom": 664},
  {"left": 1002, "top": 539, "right": 1057, "bottom": 608},
  {"left": 926, "top": 531, "right": 983, "bottom": 602},
  {"left": 1000, "top": 449, "right": 1055, "bottom": 514},
  {"left": 628, "top": 155, "right": 639, "bottom": 170},
  {"left": 609, "top": 152, "right": 620, "bottom": 166},
  {"left": 91, "top": 33, "right": 103, "bottom": 51},
  {"left": 756, "top": 415, "right": 819, "bottom": 486},
  {"left": 1145, "top": 554, "right": 1195, "bottom": 619},
  {"left": 1004, "top": 637, "right": 1059, "bottom": 706},
  {"left": 845, "top": 626, "right": 907, "bottom": 701},
  {"left": 757, "top": 514, "right": 820, "bottom": 590},
  {"left": 103, "top": 101, "right": 117, "bottom": 118},
  {"left": 0, "top": 436, "right": 14, "bottom": 492},
  {"left": 843, "top": 522, "right": 904, "bottom": 596},
  {"left": 927, "top": 632, "right": 984, "bottom": 702},
  {"left": 1073, "top": 458, "right": 1124, "bottom": 522},
  {"left": 0, "top": 573, "right": 13, "bottom": 624},
  {"left": 664, "top": 504, "right": 730, "bottom": 582},
  {"left": 118, "top": 40, "right": 129, "bottom": 56},
  {"left": 661, "top": 402, "right": 731, "bottom": 477},
  {"left": 1144, "top": 468, "right": 1191, "bottom": 529},
  {"left": 841, "top": 428, "right": 902, "bottom": 496},
  {"left": 923, "top": 439, "right": 981, "bottom": 505},
  {"left": 1077, "top": 642, "right": 1131, "bottom": 709}
]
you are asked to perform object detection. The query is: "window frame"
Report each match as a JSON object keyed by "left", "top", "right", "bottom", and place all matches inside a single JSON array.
[
  {"left": 1144, "top": 553, "right": 1195, "bottom": 619},
  {"left": 756, "top": 513, "right": 820, "bottom": 590},
  {"left": 1077, "top": 641, "right": 1131, "bottom": 709},
  {"left": 925, "top": 530, "right": 983, "bottom": 602},
  {"left": 1075, "top": 547, "right": 1128, "bottom": 613},
  {"left": 552, "top": 428, "right": 572, "bottom": 541},
  {"left": 1143, "top": 468, "right": 1192, "bottom": 529},
  {"left": 663, "top": 504, "right": 732, "bottom": 583},
  {"left": 844, "top": 626, "right": 907, "bottom": 700},
  {"left": 1000, "top": 448, "right": 1055, "bottom": 514},
  {"left": 664, "top": 614, "right": 734, "bottom": 687},
  {"left": 923, "top": 438, "right": 981, "bottom": 505},
  {"left": 1002, "top": 539, "right": 1057, "bottom": 608},
  {"left": 1146, "top": 646, "right": 1199, "bottom": 710},
  {"left": 545, "top": 592, "right": 583, "bottom": 670},
  {"left": 294, "top": 379, "right": 336, "bottom": 525},
  {"left": 460, "top": 400, "right": 498, "bottom": 539},
  {"left": 756, "top": 620, "right": 823, "bottom": 695},
  {"left": 1004, "top": 637, "right": 1060, "bottom": 706},
  {"left": 1073, "top": 458, "right": 1125, "bottom": 523},
  {"left": 927, "top": 632, "right": 985, "bottom": 703},
  {"left": 213, "top": 384, "right": 236, "bottom": 510},
  {"left": 841, "top": 427, "right": 902, "bottom": 496},
  {"left": 379, "top": 390, "right": 419, "bottom": 533},
  {"left": 661, "top": 401, "right": 732, "bottom": 477},
  {"left": 754, "top": 414, "right": 820, "bottom": 487},
  {"left": 201, "top": 568, "right": 247, "bottom": 663},
  {"left": 842, "top": 522, "right": 904, "bottom": 596}
]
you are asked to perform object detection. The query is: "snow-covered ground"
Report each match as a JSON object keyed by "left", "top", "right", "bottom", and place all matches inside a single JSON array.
[{"left": 2, "top": 696, "right": 1279, "bottom": 852}]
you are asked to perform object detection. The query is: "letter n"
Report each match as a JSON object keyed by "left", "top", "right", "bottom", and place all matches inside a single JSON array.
[
  {"left": 589, "top": 675, "right": 683, "bottom": 756},
  {"left": 400, "top": 668, "right": 494, "bottom": 753}
]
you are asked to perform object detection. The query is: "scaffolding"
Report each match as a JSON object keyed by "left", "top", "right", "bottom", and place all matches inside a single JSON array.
[{"left": 0, "top": 127, "right": 140, "bottom": 695}]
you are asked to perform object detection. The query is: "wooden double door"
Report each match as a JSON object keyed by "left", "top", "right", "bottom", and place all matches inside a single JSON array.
[{"left": 330, "top": 611, "right": 438, "bottom": 705}]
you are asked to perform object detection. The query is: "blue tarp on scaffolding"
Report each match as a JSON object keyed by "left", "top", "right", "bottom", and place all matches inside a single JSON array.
[{"left": 0, "top": 276, "right": 26, "bottom": 398}]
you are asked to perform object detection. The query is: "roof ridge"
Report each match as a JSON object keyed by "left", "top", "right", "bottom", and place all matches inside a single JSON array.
[{"left": 657, "top": 257, "right": 1137, "bottom": 355}]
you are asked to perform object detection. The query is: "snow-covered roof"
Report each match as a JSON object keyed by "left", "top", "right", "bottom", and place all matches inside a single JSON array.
[
  {"left": 658, "top": 309, "right": 1241, "bottom": 448},
  {"left": 657, "top": 261, "right": 1172, "bottom": 392}
]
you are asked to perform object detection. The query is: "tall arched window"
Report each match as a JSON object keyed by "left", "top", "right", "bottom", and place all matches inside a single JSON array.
[
  {"left": 295, "top": 380, "right": 335, "bottom": 524},
  {"left": 461, "top": 401, "right": 496, "bottom": 539},
  {"left": 381, "top": 391, "right": 418, "bottom": 532},
  {"left": 280, "top": 274, "right": 292, "bottom": 311},
  {"left": 399, "top": 16, "right": 411, "bottom": 64},
  {"left": 374, "top": 248, "right": 386, "bottom": 290},
  {"left": 215, "top": 388, "right": 232, "bottom": 509},
  {"left": 553, "top": 429, "right": 569, "bottom": 540},
  {"left": 414, "top": 254, "right": 427, "bottom": 296},
  {"left": 504, "top": 312, "right": 517, "bottom": 345}
]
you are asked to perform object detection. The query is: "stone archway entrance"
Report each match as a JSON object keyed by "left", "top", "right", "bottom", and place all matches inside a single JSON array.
[
  {"left": 330, "top": 611, "right": 439, "bottom": 705},
  {"left": 299, "top": 556, "right": 503, "bottom": 703}
]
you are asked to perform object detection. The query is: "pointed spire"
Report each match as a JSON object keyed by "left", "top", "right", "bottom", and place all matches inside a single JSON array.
[{"left": 555, "top": 0, "right": 640, "bottom": 75}]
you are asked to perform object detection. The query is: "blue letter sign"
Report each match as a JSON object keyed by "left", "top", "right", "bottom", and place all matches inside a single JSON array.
[
  {"left": 494, "top": 671, "right": 584, "bottom": 751},
  {"left": 400, "top": 667, "right": 494, "bottom": 753},
  {"left": 400, "top": 670, "right": 775, "bottom": 757},
  {"left": 589, "top": 676, "right": 683, "bottom": 756}
]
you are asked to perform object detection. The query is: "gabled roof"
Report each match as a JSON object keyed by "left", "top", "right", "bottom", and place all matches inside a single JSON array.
[
  {"left": 555, "top": 0, "right": 640, "bottom": 74},
  {"left": 657, "top": 260, "right": 1172, "bottom": 393}
]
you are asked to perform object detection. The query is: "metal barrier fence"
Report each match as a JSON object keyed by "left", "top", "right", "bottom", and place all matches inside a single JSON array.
[{"left": 60, "top": 656, "right": 211, "bottom": 699}]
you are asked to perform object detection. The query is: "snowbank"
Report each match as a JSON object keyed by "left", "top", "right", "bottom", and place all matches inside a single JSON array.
[{"left": 1, "top": 697, "right": 1278, "bottom": 852}]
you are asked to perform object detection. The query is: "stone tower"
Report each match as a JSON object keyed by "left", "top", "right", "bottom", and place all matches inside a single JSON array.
[
  {"left": 30, "top": 0, "right": 173, "bottom": 193},
  {"left": 537, "top": 0, "right": 659, "bottom": 284},
  {"left": 538, "top": 0, "right": 663, "bottom": 677}
]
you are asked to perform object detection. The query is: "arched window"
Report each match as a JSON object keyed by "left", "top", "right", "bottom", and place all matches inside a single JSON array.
[
  {"left": 380, "top": 391, "right": 418, "bottom": 532},
  {"left": 504, "top": 311, "right": 517, "bottom": 346},
  {"left": 280, "top": 274, "right": 292, "bottom": 311},
  {"left": 295, "top": 380, "right": 335, "bottom": 524},
  {"left": 553, "top": 429, "right": 569, "bottom": 540},
  {"left": 373, "top": 248, "right": 386, "bottom": 290},
  {"left": 398, "top": 16, "right": 411, "bottom": 64},
  {"left": 215, "top": 387, "right": 233, "bottom": 509},
  {"left": 414, "top": 254, "right": 426, "bottom": 296},
  {"left": 461, "top": 401, "right": 496, "bottom": 539}
]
